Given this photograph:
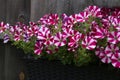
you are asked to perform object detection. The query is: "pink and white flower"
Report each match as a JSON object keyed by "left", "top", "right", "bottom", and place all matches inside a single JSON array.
[
  {"left": 27, "top": 25, "right": 39, "bottom": 37},
  {"left": 68, "top": 34, "right": 81, "bottom": 48},
  {"left": 37, "top": 26, "right": 50, "bottom": 40},
  {"left": 13, "top": 31, "right": 21, "bottom": 41},
  {"left": 38, "top": 14, "right": 49, "bottom": 25},
  {"left": 48, "top": 14, "right": 59, "bottom": 25},
  {"left": 100, "top": 53, "right": 111, "bottom": 64},
  {"left": 111, "top": 18, "right": 120, "bottom": 31},
  {"left": 62, "top": 27, "right": 72, "bottom": 38},
  {"left": 101, "top": 19, "right": 111, "bottom": 28},
  {"left": 69, "top": 29, "right": 81, "bottom": 37},
  {"left": 34, "top": 41, "right": 43, "bottom": 55},
  {"left": 107, "top": 31, "right": 120, "bottom": 44},
  {"left": 105, "top": 44, "right": 119, "bottom": 57},
  {"left": 61, "top": 13, "right": 68, "bottom": 20},
  {"left": 0, "top": 22, "right": 6, "bottom": 33},
  {"left": 54, "top": 32, "right": 66, "bottom": 47},
  {"left": 111, "top": 53, "right": 120, "bottom": 68},
  {"left": 84, "top": 5, "right": 102, "bottom": 18},
  {"left": 91, "top": 26, "right": 106, "bottom": 39},
  {"left": 95, "top": 46, "right": 105, "bottom": 58},
  {"left": 76, "top": 11, "right": 90, "bottom": 22},
  {"left": 82, "top": 35, "right": 97, "bottom": 50},
  {"left": 62, "top": 16, "right": 74, "bottom": 28},
  {"left": 29, "top": 22, "right": 37, "bottom": 26},
  {"left": 95, "top": 46, "right": 111, "bottom": 63},
  {"left": 40, "top": 33, "right": 54, "bottom": 46},
  {"left": 69, "top": 14, "right": 78, "bottom": 24}
]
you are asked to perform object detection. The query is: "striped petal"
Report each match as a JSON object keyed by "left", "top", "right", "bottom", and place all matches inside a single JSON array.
[
  {"left": 105, "top": 44, "right": 119, "bottom": 57},
  {"left": 34, "top": 41, "right": 43, "bottom": 55},
  {"left": 107, "top": 31, "right": 120, "bottom": 44},
  {"left": 111, "top": 53, "right": 120, "bottom": 68},
  {"left": 82, "top": 36, "right": 97, "bottom": 50}
]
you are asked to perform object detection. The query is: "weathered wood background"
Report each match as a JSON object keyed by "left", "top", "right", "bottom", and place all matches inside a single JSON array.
[
  {"left": 31, "top": 0, "right": 120, "bottom": 21},
  {"left": 0, "top": 0, "right": 120, "bottom": 80},
  {"left": 0, "top": 0, "right": 30, "bottom": 24},
  {"left": 0, "top": 0, "right": 120, "bottom": 24}
]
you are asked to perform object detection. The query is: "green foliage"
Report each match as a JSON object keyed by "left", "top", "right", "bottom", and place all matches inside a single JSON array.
[
  {"left": 73, "top": 46, "right": 92, "bottom": 66},
  {"left": 12, "top": 36, "right": 36, "bottom": 54}
]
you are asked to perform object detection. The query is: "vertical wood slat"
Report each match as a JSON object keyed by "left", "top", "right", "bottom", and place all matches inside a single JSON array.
[
  {"left": 0, "top": 0, "right": 6, "bottom": 22},
  {"left": 0, "top": 42, "right": 5, "bottom": 80},
  {"left": 6, "top": 0, "right": 30, "bottom": 24},
  {"left": 0, "top": 1, "right": 6, "bottom": 80},
  {"left": 30, "top": 0, "right": 120, "bottom": 21},
  {"left": 31, "top": 0, "right": 71, "bottom": 21},
  {"left": 6, "top": 0, "right": 24, "bottom": 24}
]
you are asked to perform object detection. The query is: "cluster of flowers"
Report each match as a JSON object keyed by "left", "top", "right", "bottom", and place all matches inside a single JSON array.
[{"left": 0, "top": 5, "right": 120, "bottom": 68}]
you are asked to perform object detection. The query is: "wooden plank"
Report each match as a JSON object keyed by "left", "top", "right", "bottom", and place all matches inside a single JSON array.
[
  {"left": 31, "top": 0, "right": 49, "bottom": 21},
  {"left": 0, "top": 1, "right": 6, "bottom": 80},
  {"left": 23, "top": 0, "right": 31, "bottom": 24},
  {"left": 31, "top": 0, "right": 69, "bottom": 21},
  {"left": 6, "top": 0, "right": 25, "bottom": 24},
  {"left": 31, "top": 0, "right": 120, "bottom": 21},
  {"left": 0, "top": 41, "right": 5, "bottom": 80},
  {"left": 0, "top": 0, "right": 6, "bottom": 22}
]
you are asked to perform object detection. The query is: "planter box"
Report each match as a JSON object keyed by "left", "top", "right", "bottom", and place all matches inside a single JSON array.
[
  {"left": 25, "top": 58, "right": 120, "bottom": 80},
  {"left": 1, "top": 41, "right": 120, "bottom": 80}
]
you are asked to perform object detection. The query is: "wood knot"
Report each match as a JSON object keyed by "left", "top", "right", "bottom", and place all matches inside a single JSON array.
[{"left": 19, "top": 72, "right": 25, "bottom": 80}]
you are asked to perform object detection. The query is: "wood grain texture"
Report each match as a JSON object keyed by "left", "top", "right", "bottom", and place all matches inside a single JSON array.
[
  {"left": 30, "top": 0, "right": 120, "bottom": 21},
  {"left": 0, "top": 0, "right": 6, "bottom": 22},
  {"left": 6, "top": 0, "right": 24, "bottom": 24}
]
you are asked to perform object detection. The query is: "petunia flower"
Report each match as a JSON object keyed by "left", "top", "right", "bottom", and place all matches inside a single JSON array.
[
  {"left": 48, "top": 14, "right": 59, "bottom": 25},
  {"left": 111, "top": 18, "right": 120, "bottom": 31},
  {"left": 37, "top": 26, "right": 50, "bottom": 40},
  {"left": 40, "top": 33, "right": 54, "bottom": 46},
  {"left": 38, "top": 14, "right": 49, "bottom": 25},
  {"left": 111, "top": 53, "right": 120, "bottom": 68},
  {"left": 62, "top": 16, "right": 74, "bottom": 29},
  {"left": 54, "top": 32, "right": 66, "bottom": 47},
  {"left": 101, "top": 18, "right": 111, "bottom": 28},
  {"left": 82, "top": 35, "right": 97, "bottom": 50},
  {"left": 101, "top": 7, "right": 111, "bottom": 17},
  {"left": 34, "top": 40, "right": 43, "bottom": 55},
  {"left": 91, "top": 26, "right": 106, "bottom": 39},
  {"left": 105, "top": 44, "right": 119, "bottom": 57},
  {"left": 107, "top": 31, "right": 120, "bottom": 44},
  {"left": 84, "top": 5, "right": 102, "bottom": 18},
  {"left": 100, "top": 53, "right": 111, "bottom": 64},
  {"left": 76, "top": 11, "right": 90, "bottom": 23},
  {"left": 95, "top": 46, "right": 105, "bottom": 59},
  {"left": 0, "top": 22, "right": 6, "bottom": 33},
  {"left": 62, "top": 27, "right": 72, "bottom": 38},
  {"left": 68, "top": 34, "right": 81, "bottom": 48},
  {"left": 13, "top": 31, "right": 21, "bottom": 41},
  {"left": 27, "top": 25, "right": 39, "bottom": 37},
  {"left": 95, "top": 46, "right": 111, "bottom": 63},
  {"left": 69, "top": 14, "right": 78, "bottom": 24}
]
